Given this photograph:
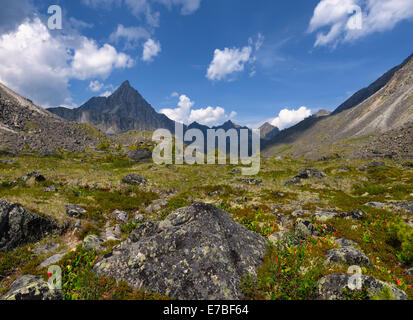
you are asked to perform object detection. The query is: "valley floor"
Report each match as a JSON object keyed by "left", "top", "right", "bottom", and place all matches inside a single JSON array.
[{"left": 0, "top": 152, "right": 412, "bottom": 300}]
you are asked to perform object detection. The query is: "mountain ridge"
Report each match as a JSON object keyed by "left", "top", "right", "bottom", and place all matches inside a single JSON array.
[{"left": 263, "top": 52, "right": 413, "bottom": 159}]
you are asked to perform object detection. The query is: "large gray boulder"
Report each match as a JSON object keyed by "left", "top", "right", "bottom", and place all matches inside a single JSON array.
[
  {"left": 0, "top": 199, "right": 56, "bottom": 252},
  {"left": 93, "top": 203, "right": 267, "bottom": 300},
  {"left": 1, "top": 275, "right": 63, "bottom": 300},
  {"left": 315, "top": 274, "right": 407, "bottom": 300}
]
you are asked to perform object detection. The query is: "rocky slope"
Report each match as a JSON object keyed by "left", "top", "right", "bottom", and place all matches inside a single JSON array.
[
  {"left": 259, "top": 122, "right": 280, "bottom": 141},
  {"left": 355, "top": 120, "right": 413, "bottom": 159},
  {"left": 48, "top": 81, "right": 176, "bottom": 135},
  {"left": 0, "top": 82, "right": 103, "bottom": 154},
  {"left": 263, "top": 53, "right": 413, "bottom": 158}
]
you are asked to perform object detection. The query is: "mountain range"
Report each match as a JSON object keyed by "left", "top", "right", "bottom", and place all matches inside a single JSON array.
[
  {"left": 48, "top": 81, "right": 176, "bottom": 135},
  {"left": 262, "top": 53, "right": 413, "bottom": 159},
  {"left": 1, "top": 52, "right": 413, "bottom": 159}
]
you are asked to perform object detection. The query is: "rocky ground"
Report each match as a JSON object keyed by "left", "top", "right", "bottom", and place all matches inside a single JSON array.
[{"left": 0, "top": 151, "right": 412, "bottom": 300}]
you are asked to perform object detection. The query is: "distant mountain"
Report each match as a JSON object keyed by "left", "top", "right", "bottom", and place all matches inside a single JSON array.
[
  {"left": 259, "top": 122, "right": 280, "bottom": 141},
  {"left": 0, "top": 82, "right": 103, "bottom": 154},
  {"left": 263, "top": 53, "right": 413, "bottom": 159},
  {"left": 48, "top": 81, "right": 175, "bottom": 134}
]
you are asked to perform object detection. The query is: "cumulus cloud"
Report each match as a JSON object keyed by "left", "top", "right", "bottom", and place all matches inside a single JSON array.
[
  {"left": 270, "top": 107, "right": 312, "bottom": 130},
  {"left": 206, "top": 47, "right": 252, "bottom": 81},
  {"left": 100, "top": 90, "right": 113, "bottom": 97},
  {"left": 206, "top": 34, "right": 264, "bottom": 81},
  {"left": 309, "top": 0, "right": 413, "bottom": 47},
  {"left": 160, "top": 94, "right": 194, "bottom": 123},
  {"left": 142, "top": 38, "right": 162, "bottom": 62},
  {"left": 0, "top": 18, "right": 133, "bottom": 107},
  {"left": 109, "top": 24, "right": 150, "bottom": 48},
  {"left": 89, "top": 80, "right": 105, "bottom": 92},
  {"left": 160, "top": 94, "right": 236, "bottom": 126}
]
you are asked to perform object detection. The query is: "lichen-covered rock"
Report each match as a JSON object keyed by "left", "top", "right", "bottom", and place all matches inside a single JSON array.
[
  {"left": 21, "top": 171, "right": 46, "bottom": 182},
  {"left": 111, "top": 209, "right": 129, "bottom": 224},
  {"left": 65, "top": 204, "right": 87, "bottom": 218},
  {"left": 121, "top": 174, "right": 147, "bottom": 186},
  {"left": 93, "top": 203, "right": 267, "bottom": 300},
  {"left": 296, "top": 169, "right": 326, "bottom": 179},
  {"left": 313, "top": 211, "right": 338, "bottom": 222},
  {"left": 284, "top": 169, "right": 326, "bottom": 186},
  {"left": 0, "top": 199, "right": 56, "bottom": 252},
  {"left": 326, "top": 246, "right": 370, "bottom": 266},
  {"left": 1, "top": 275, "right": 63, "bottom": 300},
  {"left": 294, "top": 218, "right": 319, "bottom": 239},
  {"left": 393, "top": 201, "right": 413, "bottom": 213},
  {"left": 340, "top": 209, "right": 365, "bottom": 219},
  {"left": 335, "top": 238, "right": 359, "bottom": 247},
  {"left": 315, "top": 274, "right": 407, "bottom": 300},
  {"left": 82, "top": 234, "right": 104, "bottom": 250}
]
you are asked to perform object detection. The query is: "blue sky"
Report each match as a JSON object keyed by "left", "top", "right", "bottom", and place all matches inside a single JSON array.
[{"left": 0, "top": 0, "right": 413, "bottom": 129}]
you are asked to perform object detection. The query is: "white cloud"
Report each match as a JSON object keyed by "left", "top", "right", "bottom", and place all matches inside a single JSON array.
[
  {"left": 270, "top": 107, "right": 312, "bottom": 130},
  {"left": 206, "top": 35, "right": 264, "bottom": 81},
  {"left": 109, "top": 24, "right": 150, "bottom": 48},
  {"left": 89, "top": 80, "right": 105, "bottom": 92},
  {"left": 100, "top": 90, "right": 112, "bottom": 97},
  {"left": 309, "top": 0, "right": 413, "bottom": 47},
  {"left": 171, "top": 91, "right": 179, "bottom": 97},
  {"left": 206, "top": 47, "right": 252, "bottom": 81},
  {"left": 160, "top": 94, "right": 236, "bottom": 126},
  {"left": 0, "top": 18, "right": 134, "bottom": 107},
  {"left": 72, "top": 38, "right": 134, "bottom": 80},
  {"left": 189, "top": 107, "right": 237, "bottom": 126},
  {"left": 142, "top": 38, "right": 161, "bottom": 62},
  {"left": 160, "top": 94, "right": 194, "bottom": 123}
]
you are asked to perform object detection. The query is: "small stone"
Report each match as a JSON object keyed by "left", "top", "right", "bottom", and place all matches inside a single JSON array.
[
  {"left": 38, "top": 252, "right": 66, "bottom": 269},
  {"left": 313, "top": 211, "right": 338, "bottom": 222},
  {"left": 112, "top": 209, "right": 129, "bottom": 224},
  {"left": 121, "top": 174, "right": 147, "bottom": 186},
  {"left": 44, "top": 186, "right": 58, "bottom": 192},
  {"left": 294, "top": 218, "right": 319, "bottom": 239},
  {"left": 291, "top": 210, "right": 311, "bottom": 217},
  {"left": 132, "top": 213, "right": 145, "bottom": 223},
  {"left": 364, "top": 202, "right": 386, "bottom": 208},
  {"left": 65, "top": 204, "right": 87, "bottom": 218},
  {"left": 340, "top": 209, "right": 364, "bottom": 219},
  {"left": 82, "top": 234, "right": 104, "bottom": 250}
]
